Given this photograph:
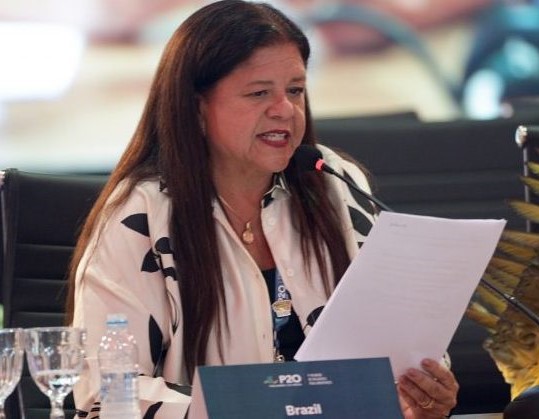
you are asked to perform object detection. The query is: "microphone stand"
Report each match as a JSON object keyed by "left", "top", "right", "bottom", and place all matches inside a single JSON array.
[
  {"left": 478, "top": 278, "right": 539, "bottom": 327},
  {"left": 319, "top": 164, "right": 394, "bottom": 213}
]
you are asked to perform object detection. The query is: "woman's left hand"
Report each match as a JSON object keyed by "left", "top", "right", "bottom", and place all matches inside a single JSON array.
[{"left": 397, "top": 358, "right": 458, "bottom": 419}]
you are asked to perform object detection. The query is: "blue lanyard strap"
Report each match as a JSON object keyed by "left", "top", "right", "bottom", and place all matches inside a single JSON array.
[{"left": 271, "top": 269, "right": 292, "bottom": 360}]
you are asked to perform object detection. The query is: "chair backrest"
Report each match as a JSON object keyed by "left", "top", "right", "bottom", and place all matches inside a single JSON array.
[
  {"left": 0, "top": 169, "right": 107, "bottom": 419},
  {"left": 314, "top": 115, "right": 530, "bottom": 229}
]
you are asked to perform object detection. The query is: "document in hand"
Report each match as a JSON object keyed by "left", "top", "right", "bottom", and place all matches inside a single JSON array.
[{"left": 295, "top": 211, "right": 506, "bottom": 378}]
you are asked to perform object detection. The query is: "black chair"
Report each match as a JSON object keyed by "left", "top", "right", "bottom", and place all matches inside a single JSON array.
[{"left": 0, "top": 169, "right": 107, "bottom": 419}]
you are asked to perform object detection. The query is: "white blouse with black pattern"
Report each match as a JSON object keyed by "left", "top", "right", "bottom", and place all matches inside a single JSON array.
[{"left": 72, "top": 144, "right": 376, "bottom": 418}]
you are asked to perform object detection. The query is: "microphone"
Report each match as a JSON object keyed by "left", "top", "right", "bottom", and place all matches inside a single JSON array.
[
  {"left": 293, "top": 145, "right": 393, "bottom": 212},
  {"left": 515, "top": 125, "right": 539, "bottom": 148},
  {"left": 294, "top": 144, "right": 539, "bottom": 327}
]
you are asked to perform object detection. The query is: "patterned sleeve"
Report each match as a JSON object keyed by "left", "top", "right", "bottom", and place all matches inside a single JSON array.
[
  {"left": 317, "top": 144, "right": 377, "bottom": 249},
  {"left": 72, "top": 181, "right": 190, "bottom": 418}
]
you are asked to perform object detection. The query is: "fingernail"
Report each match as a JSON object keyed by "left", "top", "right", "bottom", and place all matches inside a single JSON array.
[
  {"left": 421, "top": 359, "right": 434, "bottom": 368},
  {"left": 407, "top": 369, "right": 420, "bottom": 378}
]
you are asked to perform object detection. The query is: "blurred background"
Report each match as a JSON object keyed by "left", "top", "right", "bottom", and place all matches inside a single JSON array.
[{"left": 2, "top": 0, "right": 539, "bottom": 173}]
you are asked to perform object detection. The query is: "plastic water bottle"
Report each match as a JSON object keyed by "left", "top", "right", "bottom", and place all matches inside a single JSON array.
[{"left": 98, "top": 313, "right": 142, "bottom": 419}]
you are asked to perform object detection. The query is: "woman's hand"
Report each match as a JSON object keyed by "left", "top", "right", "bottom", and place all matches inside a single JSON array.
[{"left": 397, "top": 358, "right": 458, "bottom": 419}]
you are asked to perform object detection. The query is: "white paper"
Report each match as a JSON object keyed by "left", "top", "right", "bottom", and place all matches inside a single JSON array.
[{"left": 295, "top": 211, "right": 506, "bottom": 378}]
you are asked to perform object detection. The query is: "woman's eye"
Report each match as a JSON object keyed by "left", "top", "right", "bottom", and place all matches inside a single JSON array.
[
  {"left": 288, "top": 87, "right": 305, "bottom": 96},
  {"left": 249, "top": 90, "right": 268, "bottom": 97}
]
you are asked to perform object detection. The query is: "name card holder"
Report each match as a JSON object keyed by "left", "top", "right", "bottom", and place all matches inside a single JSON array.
[{"left": 190, "top": 357, "right": 403, "bottom": 418}]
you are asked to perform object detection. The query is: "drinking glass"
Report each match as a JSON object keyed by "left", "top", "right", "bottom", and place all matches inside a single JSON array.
[
  {"left": 0, "top": 329, "right": 24, "bottom": 419},
  {"left": 25, "top": 327, "right": 86, "bottom": 419}
]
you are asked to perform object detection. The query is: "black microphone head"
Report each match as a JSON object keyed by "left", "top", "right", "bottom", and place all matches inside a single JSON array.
[{"left": 292, "top": 144, "right": 323, "bottom": 172}]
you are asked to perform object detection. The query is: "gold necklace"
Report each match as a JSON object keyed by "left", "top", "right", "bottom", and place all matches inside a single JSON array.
[{"left": 218, "top": 195, "right": 257, "bottom": 245}]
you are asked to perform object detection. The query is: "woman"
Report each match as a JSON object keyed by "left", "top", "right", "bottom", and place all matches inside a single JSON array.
[{"left": 67, "top": 1, "right": 458, "bottom": 417}]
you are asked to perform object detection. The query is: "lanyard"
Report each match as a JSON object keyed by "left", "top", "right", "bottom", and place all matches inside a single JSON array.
[{"left": 271, "top": 269, "right": 292, "bottom": 362}]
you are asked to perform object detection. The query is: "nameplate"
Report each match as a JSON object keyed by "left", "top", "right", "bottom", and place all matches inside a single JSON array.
[{"left": 190, "top": 357, "right": 403, "bottom": 418}]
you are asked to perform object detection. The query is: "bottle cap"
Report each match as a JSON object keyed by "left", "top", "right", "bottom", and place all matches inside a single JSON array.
[{"left": 106, "top": 313, "right": 128, "bottom": 326}]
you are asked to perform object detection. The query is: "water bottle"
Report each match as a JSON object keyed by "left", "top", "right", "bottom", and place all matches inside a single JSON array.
[{"left": 98, "top": 313, "right": 142, "bottom": 419}]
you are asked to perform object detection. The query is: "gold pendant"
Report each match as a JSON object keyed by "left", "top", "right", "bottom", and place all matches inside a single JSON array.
[
  {"left": 272, "top": 299, "right": 292, "bottom": 318},
  {"left": 241, "top": 221, "right": 254, "bottom": 244}
]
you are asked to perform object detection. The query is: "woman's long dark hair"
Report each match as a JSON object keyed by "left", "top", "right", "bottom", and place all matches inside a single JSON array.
[{"left": 66, "top": 0, "right": 350, "bottom": 382}]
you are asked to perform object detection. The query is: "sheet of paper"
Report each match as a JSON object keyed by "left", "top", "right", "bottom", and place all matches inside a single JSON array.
[{"left": 295, "top": 211, "right": 506, "bottom": 378}]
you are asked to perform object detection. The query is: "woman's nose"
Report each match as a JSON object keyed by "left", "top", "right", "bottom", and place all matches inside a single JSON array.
[{"left": 266, "top": 94, "right": 294, "bottom": 119}]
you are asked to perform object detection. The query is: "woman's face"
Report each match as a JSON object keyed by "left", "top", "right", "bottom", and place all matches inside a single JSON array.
[{"left": 200, "top": 42, "right": 307, "bottom": 181}]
